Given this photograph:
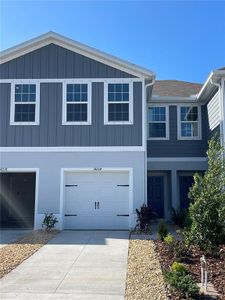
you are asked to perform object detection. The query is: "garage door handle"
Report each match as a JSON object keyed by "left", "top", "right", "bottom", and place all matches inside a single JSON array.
[
  {"left": 64, "top": 214, "right": 77, "bottom": 217},
  {"left": 117, "top": 214, "right": 129, "bottom": 217}
]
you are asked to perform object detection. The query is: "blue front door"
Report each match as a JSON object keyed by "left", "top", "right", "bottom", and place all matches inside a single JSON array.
[
  {"left": 147, "top": 176, "right": 164, "bottom": 218},
  {"left": 179, "top": 176, "right": 194, "bottom": 210}
]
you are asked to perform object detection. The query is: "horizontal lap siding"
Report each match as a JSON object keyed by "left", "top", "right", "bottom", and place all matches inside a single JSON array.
[
  {"left": 0, "top": 44, "right": 136, "bottom": 79},
  {"left": 0, "top": 82, "right": 142, "bottom": 147},
  {"left": 147, "top": 106, "right": 208, "bottom": 157},
  {"left": 207, "top": 91, "right": 220, "bottom": 131}
]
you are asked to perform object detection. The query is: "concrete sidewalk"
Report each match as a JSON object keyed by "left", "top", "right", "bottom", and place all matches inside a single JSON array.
[{"left": 0, "top": 231, "right": 129, "bottom": 299}]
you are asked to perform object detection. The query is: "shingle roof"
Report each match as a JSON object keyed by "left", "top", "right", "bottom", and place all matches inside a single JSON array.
[{"left": 153, "top": 80, "right": 202, "bottom": 97}]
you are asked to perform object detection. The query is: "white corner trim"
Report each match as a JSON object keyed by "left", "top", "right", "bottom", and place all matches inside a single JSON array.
[
  {"left": 104, "top": 80, "right": 134, "bottom": 125},
  {"left": 62, "top": 81, "right": 92, "bottom": 125},
  {"left": 10, "top": 81, "right": 40, "bottom": 126},
  {"left": 177, "top": 104, "right": 202, "bottom": 140},
  {"left": 147, "top": 157, "right": 207, "bottom": 162},
  {"left": 0, "top": 146, "right": 145, "bottom": 152},
  {"left": 147, "top": 104, "right": 170, "bottom": 140}
]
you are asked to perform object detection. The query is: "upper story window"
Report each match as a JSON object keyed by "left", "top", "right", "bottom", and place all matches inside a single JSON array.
[
  {"left": 178, "top": 105, "right": 201, "bottom": 139},
  {"left": 62, "top": 82, "right": 91, "bottom": 125},
  {"left": 10, "top": 83, "right": 40, "bottom": 125},
  {"left": 148, "top": 106, "right": 169, "bottom": 139},
  {"left": 104, "top": 82, "right": 133, "bottom": 124}
]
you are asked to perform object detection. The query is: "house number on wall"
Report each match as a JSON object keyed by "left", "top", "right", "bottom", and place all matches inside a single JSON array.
[
  {"left": 0, "top": 168, "right": 7, "bottom": 172},
  {"left": 94, "top": 168, "right": 102, "bottom": 171}
]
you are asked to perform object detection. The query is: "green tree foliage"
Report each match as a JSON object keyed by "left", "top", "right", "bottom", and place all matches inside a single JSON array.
[{"left": 185, "top": 137, "right": 225, "bottom": 251}]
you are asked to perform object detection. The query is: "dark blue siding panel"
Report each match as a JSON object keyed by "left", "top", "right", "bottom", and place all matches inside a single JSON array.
[
  {"left": 0, "top": 44, "right": 136, "bottom": 79},
  {"left": 147, "top": 105, "right": 209, "bottom": 157},
  {"left": 0, "top": 82, "right": 142, "bottom": 147}
]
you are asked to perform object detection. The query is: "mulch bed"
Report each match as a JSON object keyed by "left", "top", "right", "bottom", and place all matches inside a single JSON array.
[
  {"left": 155, "top": 240, "right": 225, "bottom": 300},
  {"left": 0, "top": 230, "right": 58, "bottom": 278}
]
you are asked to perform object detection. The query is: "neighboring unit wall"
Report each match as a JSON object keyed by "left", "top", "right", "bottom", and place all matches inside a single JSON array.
[
  {"left": 0, "top": 81, "right": 142, "bottom": 147},
  {"left": 147, "top": 105, "right": 209, "bottom": 157},
  {"left": 207, "top": 91, "right": 221, "bottom": 139}
]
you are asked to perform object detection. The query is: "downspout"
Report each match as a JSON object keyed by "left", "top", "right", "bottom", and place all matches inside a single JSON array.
[
  {"left": 144, "top": 77, "right": 155, "bottom": 206},
  {"left": 210, "top": 78, "right": 224, "bottom": 146}
]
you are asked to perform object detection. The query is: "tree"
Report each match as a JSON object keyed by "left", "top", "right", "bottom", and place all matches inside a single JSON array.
[{"left": 185, "top": 137, "right": 225, "bottom": 252}]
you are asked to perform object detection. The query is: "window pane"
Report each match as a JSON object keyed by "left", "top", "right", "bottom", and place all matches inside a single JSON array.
[
  {"left": 67, "top": 103, "right": 87, "bottom": 122},
  {"left": 149, "top": 123, "right": 166, "bottom": 138},
  {"left": 181, "top": 106, "right": 198, "bottom": 121},
  {"left": 108, "top": 103, "right": 129, "bottom": 121},
  {"left": 108, "top": 83, "right": 129, "bottom": 102},
  {"left": 66, "top": 84, "right": 88, "bottom": 102},
  {"left": 148, "top": 107, "right": 166, "bottom": 122},
  {"left": 14, "top": 104, "right": 35, "bottom": 122},
  {"left": 15, "top": 84, "right": 36, "bottom": 103},
  {"left": 181, "top": 122, "right": 198, "bottom": 137}
]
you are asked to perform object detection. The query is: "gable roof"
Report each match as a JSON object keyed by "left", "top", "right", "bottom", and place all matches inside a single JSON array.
[
  {"left": 152, "top": 80, "right": 202, "bottom": 97},
  {"left": 0, "top": 31, "right": 155, "bottom": 79}
]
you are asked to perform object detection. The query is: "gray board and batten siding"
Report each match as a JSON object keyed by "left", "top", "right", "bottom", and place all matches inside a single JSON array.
[
  {"left": 147, "top": 106, "right": 209, "bottom": 157},
  {"left": 0, "top": 44, "right": 136, "bottom": 79},
  {"left": 0, "top": 44, "right": 143, "bottom": 147}
]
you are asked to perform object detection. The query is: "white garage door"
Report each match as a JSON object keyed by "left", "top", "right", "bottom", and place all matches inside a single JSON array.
[{"left": 64, "top": 171, "right": 130, "bottom": 229}]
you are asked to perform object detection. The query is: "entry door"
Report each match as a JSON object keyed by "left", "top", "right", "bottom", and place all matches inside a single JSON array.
[
  {"left": 179, "top": 176, "right": 194, "bottom": 210},
  {"left": 147, "top": 176, "right": 164, "bottom": 218},
  {"left": 64, "top": 171, "right": 130, "bottom": 229},
  {"left": 0, "top": 173, "right": 35, "bottom": 228}
]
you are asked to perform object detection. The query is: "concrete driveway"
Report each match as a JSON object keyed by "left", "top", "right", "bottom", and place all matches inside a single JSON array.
[{"left": 0, "top": 231, "right": 129, "bottom": 299}]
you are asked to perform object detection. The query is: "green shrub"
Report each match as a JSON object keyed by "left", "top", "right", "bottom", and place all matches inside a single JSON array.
[
  {"left": 171, "top": 207, "right": 189, "bottom": 228},
  {"left": 164, "top": 267, "right": 199, "bottom": 298},
  {"left": 42, "top": 213, "right": 58, "bottom": 231},
  {"left": 136, "top": 203, "right": 154, "bottom": 231},
  {"left": 184, "top": 138, "right": 225, "bottom": 252},
  {"left": 157, "top": 219, "right": 168, "bottom": 241},
  {"left": 164, "top": 233, "right": 174, "bottom": 244},
  {"left": 171, "top": 262, "right": 187, "bottom": 274},
  {"left": 173, "top": 241, "right": 189, "bottom": 262}
]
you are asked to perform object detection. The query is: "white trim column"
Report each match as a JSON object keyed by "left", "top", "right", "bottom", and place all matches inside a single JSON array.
[{"left": 171, "top": 169, "right": 179, "bottom": 210}]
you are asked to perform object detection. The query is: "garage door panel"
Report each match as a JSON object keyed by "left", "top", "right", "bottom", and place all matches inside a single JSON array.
[
  {"left": 64, "top": 171, "right": 130, "bottom": 229},
  {"left": 64, "top": 215, "right": 129, "bottom": 230}
]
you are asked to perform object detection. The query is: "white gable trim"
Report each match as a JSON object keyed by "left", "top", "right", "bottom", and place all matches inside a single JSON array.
[{"left": 0, "top": 32, "right": 155, "bottom": 79}]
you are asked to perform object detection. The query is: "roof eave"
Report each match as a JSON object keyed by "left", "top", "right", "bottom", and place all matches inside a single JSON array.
[{"left": 197, "top": 70, "right": 225, "bottom": 101}]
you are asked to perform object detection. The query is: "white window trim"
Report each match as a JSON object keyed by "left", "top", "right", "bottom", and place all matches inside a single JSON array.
[
  {"left": 10, "top": 81, "right": 40, "bottom": 126},
  {"left": 147, "top": 104, "right": 169, "bottom": 140},
  {"left": 177, "top": 104, "right": 202, "bottom": 140},
  {"left": 62, "top": 81, "right": 92, "bottom": 125},
  {"left": 104, "top": 81, "right": 133, "bottom": 125}
]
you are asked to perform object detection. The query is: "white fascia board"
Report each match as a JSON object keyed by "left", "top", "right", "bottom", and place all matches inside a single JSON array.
[
  {"left": 147, "top": 157, "right": 207, "bottom": 162},
  {"left": 0, "top": 146, "right": 145, "bottom": 152},
  {"left": 150, "top": 95, "right": 197, "bottom": 103},
  {"left": 0, "top": 31, "right": 155, "bottom": 79}
]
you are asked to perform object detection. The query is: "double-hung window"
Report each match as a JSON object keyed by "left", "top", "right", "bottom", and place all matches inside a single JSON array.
[
  {"left": 178, "top": 105, "right": 201, "bottom": 139},
  {"left": 104, "top": 82, "right": 133, "bottom": 124},
  {"left": 10, "top": 83, "right": 40, "bottom": 125},
  {"left": 63, "top": 82, "right": 91, "bottom": 125},
  {"left": 148, "top": 106, "right": 169, "bottom": 139}
]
